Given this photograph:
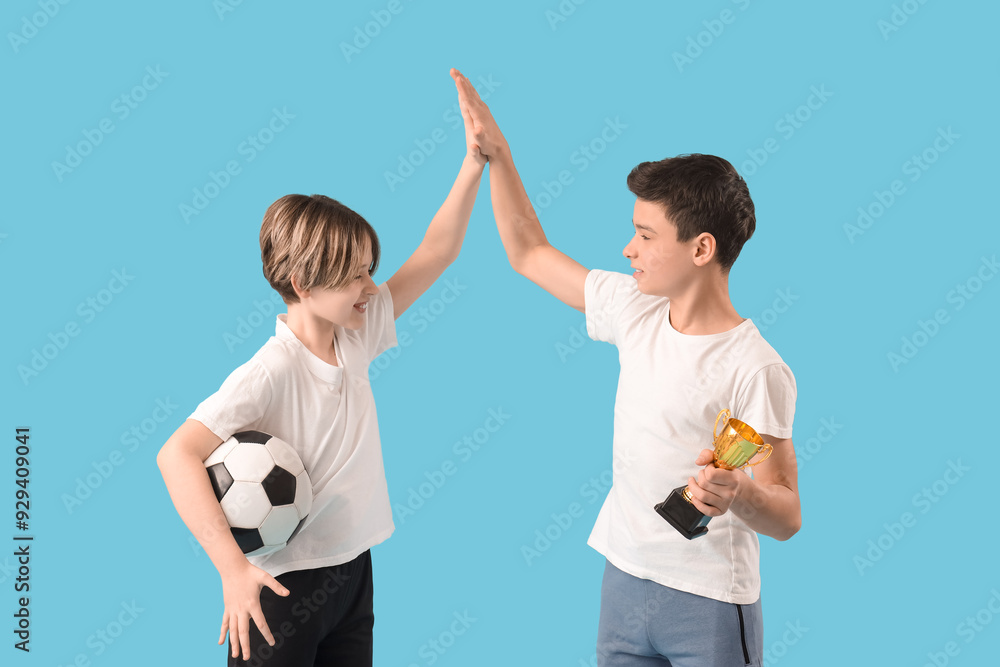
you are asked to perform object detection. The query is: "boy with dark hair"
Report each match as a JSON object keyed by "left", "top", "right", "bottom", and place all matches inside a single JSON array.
[{"left": 453, "top": 68, "right": 799, "bottom": 666}]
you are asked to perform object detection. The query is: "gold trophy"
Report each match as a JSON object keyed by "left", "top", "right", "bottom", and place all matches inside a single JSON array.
[{"left": 654, "top": 409, "right": 773, "bottom": 540}]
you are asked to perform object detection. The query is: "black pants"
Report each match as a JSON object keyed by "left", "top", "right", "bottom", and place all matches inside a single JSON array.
[{"left": 229, "top": 550, "right": 374, "bottom": 667}]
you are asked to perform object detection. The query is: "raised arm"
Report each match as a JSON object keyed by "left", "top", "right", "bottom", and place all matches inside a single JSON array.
[
  {"left": 451, "top": 68, "right": 588, "bottom": 312},
  {"left": 385, "top": 78, "right": 488, "bottom": 319}
]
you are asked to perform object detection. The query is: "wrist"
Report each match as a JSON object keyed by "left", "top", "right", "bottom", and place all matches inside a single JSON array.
[
  {"left": 490, "top": 142, "right": 512, "bottom": 165},
  {"left": 461, "top": 152, "right": 486, "bottom": 171},
  {"left": 730, "top": 472, "right": 753, "bottom": 513},
  {"left": 214, "top": 544, "right": 250, "bottom": 577}
]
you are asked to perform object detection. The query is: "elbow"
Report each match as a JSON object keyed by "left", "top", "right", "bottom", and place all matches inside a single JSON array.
[
  {"left": 776, "top": 513, "right": 802, "bottom": 542},
  {"left": 507, "top": 242, "right": 547, "bottom": 277},
  {"left": 426, "top": 244, "right": 460, "bottom": 269},
  {"left": 155, "top": 441, "right": 176, "bottom": 474},
  {"left": 155, "top": 446, "right": 168, "bottom": 473},
  {"left": 508, "top": 254, "right": 530, "bottom": 276}
]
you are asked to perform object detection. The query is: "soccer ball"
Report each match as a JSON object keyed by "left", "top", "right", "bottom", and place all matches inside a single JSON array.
[{"left": 204, "top": 430, "right": 312, "bottom": 556}]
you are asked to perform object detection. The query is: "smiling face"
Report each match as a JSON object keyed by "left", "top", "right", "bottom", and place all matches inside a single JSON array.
[
  {"left": 298, "top": 242, "right": 379, "bottom": 330},
  {"left": 623, "top": 198, "right": 708, "bottom": 298}
]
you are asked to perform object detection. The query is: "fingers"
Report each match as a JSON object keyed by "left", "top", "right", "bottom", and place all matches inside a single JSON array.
[
  {"left": 263, "top": 575, "right": 290, "bottom": 598},
  {"left": 228, "top": 613, "right": 240, "bottom": 658},
  {"left": 458, "top": 91, "right": 476, "bottom": 129},
  {"left": 451, "top": 67, "right": 484, "bottom": 107},
  {"left": 250, "top": 606, "right": 276, "bottom": 648},
  {"left": 219, "top": 611, "right": 228, "bottom": 645},
  {"left": 687, "top": 476, "right": 724, "bottom": 516},
  {"left": 238, "top": 613, "right": 252, "bottom": 661},
  {"left": 694, "top": 448, "right": 715, "bottom": 466}
]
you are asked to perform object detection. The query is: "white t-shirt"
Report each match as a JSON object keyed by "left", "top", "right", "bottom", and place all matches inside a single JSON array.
[
  {"left": 584, "top": 269, "right": 796, "bottom": 605},
  {"left": 190, "top": 282, "right": 398, "bottom": 577}
]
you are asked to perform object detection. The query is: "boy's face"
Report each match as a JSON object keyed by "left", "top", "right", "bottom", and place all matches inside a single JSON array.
[
  {"left": 622, "top": 198, "right": 699, "bottom": 298},
  {"left": 301, "top": 245, "right": 378, "bottom": 330}
]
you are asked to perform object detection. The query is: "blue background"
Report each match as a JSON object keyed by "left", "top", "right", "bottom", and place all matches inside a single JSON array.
[{"left": 3, "top": 1, "right": 997, "bottom": 665}]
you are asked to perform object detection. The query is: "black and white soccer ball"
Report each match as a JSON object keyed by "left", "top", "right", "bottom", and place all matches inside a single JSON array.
[{"left": 204, "top": 430, "right": 312, "bottom": 556}]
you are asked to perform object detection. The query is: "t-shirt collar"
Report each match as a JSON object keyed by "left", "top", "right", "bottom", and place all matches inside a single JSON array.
[
  {"left": 664, "top": 302, "right": 755, "bottom": 340},
  {"left": 275, "top": 314, "right": 343, "bottom": 384}
]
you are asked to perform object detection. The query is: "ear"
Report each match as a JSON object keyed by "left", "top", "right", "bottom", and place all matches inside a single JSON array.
[
  {"left": 289, "top": 274, "right": 310, "bottom": 300},
  {"left": 691, "top": 232, "right": 717, "bottom": 268}
]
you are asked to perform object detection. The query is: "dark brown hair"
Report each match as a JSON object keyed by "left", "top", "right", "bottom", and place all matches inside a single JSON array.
[{"left": 626, "top": 154, "right": 755, "bottom": 272}]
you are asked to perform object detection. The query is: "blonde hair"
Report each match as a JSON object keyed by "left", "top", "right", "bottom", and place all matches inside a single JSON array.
[{"left": 260, "top": 194, "right": 380, "bottom": 303}]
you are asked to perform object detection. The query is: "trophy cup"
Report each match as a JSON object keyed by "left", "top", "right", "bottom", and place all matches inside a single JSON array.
[{"left": 654, "top": 409, "right": 772, "bottom": 540}]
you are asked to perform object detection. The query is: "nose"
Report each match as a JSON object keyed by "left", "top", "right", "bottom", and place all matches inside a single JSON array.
[
  {"left": 363, "top": 273, "right": 378, "bottom": 294},
  {"left": 623, "top": 238, "right": 635, "bottom": 259}
]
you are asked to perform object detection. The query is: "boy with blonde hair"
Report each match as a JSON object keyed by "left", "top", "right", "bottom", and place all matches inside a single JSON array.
[
  {"left": 157, "top": 82, "right": 486, "bottom": 666},
  {"left": 452, "top": 68, "right": 800, "bottom": 666}
]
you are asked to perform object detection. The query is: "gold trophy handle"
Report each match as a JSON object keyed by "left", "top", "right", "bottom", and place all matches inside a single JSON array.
[
  {"left": 744, "top": 442, "right": 773, "bottom": 468},
  {"left": 713, "top": 409, "right": 731, "bottom": 443}
]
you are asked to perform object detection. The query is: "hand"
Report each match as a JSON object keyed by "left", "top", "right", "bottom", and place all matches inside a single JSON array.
[
  {"left": 455, "top": 79, "right": 487, "bottom": 168},
  {"left": 685, "top": 449, "right": 745, "bottom": 517},
  {"left": 450, "top": 68, "right": 508, "bottom": 161},
  {"left": 219, "top": 560, "right": 290, "bottom": 661}
]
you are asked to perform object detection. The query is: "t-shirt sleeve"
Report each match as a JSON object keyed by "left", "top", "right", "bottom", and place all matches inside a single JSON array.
[
  {"left": 360, "top": 281, "right": 398, "bottom": 361},
  {"left": 189, "top": 360, "right": 273, "bottom": 443},
  {"left": 585, "top": 269, "right": 639, "bottom": 345},
  {"left": 735, "top": 363, "right": 797, "bottom": 440}
]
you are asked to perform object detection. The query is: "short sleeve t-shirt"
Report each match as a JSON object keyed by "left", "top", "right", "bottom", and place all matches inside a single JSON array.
[
  {"left": 584, "top": 269, "right": 796, "bottom": 604},
  {"left": 190, "top": 282, "right": 398, "bottom": 577}
]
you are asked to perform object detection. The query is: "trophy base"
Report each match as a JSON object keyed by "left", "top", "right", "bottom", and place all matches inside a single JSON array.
[{"left": 654, "top": 485, "right": 711, "bottom": 540}]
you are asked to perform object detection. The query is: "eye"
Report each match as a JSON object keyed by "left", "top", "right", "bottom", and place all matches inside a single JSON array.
[{"left": 640, "top": 235, "right": 650, "bottom": 241}]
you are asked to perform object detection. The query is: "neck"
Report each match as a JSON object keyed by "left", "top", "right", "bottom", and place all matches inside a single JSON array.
[
  {"left": 665, "top": 272, "right": 743, "bottom": 336},
  {"left": 285, "top": 305, "right": 338, "bottom": 365}
]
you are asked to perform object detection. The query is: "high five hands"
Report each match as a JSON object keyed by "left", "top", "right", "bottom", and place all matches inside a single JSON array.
[{"left": 451, "top": 68, "right": 508, "bottom": 163}]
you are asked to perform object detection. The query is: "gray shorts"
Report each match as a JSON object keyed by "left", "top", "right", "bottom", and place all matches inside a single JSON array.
[{"left": 597, "top": 560, "right": 763, "bottom": 667}]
